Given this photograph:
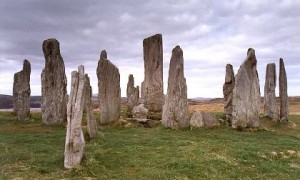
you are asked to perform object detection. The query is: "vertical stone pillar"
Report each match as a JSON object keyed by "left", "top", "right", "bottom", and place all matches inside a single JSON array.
[
  {"left": 264, "top": 63, "right": 278, "bottom": 120},
  {"left": 279, "top": 58, "right": 289, "bottom": 122},
  {"left": 126, "top": 74, "right": 139, "bottom": 117},
  {"left": 223, "top": 64, "right": 235, "bottom": 123},
  {"left": 64, "top": 65, "right": 85, "bottom": 169}
]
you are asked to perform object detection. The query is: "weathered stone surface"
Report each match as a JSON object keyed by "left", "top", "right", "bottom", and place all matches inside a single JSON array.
[
  {"left": 84, "top": 74, "right": 97, "bottom": 138},
  {"left": 64, "top": 65, "right": 85, "bottom": 169},
  {"left": 13, "top": 59, "right": 31, "bottom": 121},
  {"left": 162, "top": 46, "right": 189, "bottom": 129},
  {"left": 97, "top": 50, "right": 121, "bottom": 124},
  {"left": 190, "top": 111, "right": 220, "bottom": 128},
  {"left": 264, "top": 63, "right": 279, "bottom": 120},
  {"left": 126, "top": 74, "right": 139, "bottom": 117},
  {"left": 223, "top": 64, "right": 235, "bottom": 123},
  {"left": 232, "top": 48, "right": 261, "bottom": 129},
  {"left": 142, "top": 34, "right": 164, "bottom": 112},
  {"left": 132, "top": 104, "right": 148, "bottom": 119},
  {"left": 41, "top": 38, "right": 68, "bottom": 125},
  {"left": 279, "top": 58, "right": 289, "bottom": 122}
]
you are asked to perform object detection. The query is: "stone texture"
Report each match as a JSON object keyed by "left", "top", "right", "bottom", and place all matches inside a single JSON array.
[
  {"left": 64, "top": 65, "right": 86, "bottom": 169},
  {"left": 41, "top": 38, "right": 68, "bottom": 125},
  {"left": 190, "top": 111, "right": 220, "bottom": 128},
  {"left": 223, "top": 64, "right": 235, "bottom": 123},
  {"left": 162, "top": 46, "right": 189, "bottom": 129},
  {"left": 232, "top": 48, "right": 261, "bottom": 129},
  {"left": 126, "top": 74, "right": 139, "bottom": 117},
  {"left": 264, "top": 63, "right": 279, "bottom": 120},
  {"left": 132, "top": 104, "right": 148, "bottom": 119},
  {"left": 13, "top": 59, "right": 31, "bottom": 121},
  {"left": 141, "top": 34, "right": 164, "bottom": 112},
  {"left": 84, "top": 74, "right": 97, "bottom": 138},
  {"left": 97, "top": 50, "right": 121, "bottom": 124},
  {"left": 279, "top": 58, "right": 289, "bottom": 122}
]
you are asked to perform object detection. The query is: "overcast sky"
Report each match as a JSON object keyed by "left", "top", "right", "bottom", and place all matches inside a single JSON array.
[{"left": 0, "top": 0, "right": 299, "bottom": 98}]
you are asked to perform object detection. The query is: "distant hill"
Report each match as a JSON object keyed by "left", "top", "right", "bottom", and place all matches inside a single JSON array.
[{"left": 0, "top": 94, "right": 41, "bottom": 109}]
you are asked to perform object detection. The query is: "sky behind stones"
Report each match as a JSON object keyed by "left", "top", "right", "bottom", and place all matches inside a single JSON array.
[{"left": 0, "top": 0, "right": 299, "bottom": 98}]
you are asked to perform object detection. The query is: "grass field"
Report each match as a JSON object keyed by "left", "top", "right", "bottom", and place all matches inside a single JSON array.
[{"left": 1, "top": 109, "right": 300, "bottom": 179}]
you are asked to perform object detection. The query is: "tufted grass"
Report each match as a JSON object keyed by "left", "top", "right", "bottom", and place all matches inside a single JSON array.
[{"left": 0, "top": 111, "right": 300, "bottom": 179}]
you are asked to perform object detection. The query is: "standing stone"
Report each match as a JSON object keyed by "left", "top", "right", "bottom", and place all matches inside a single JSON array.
[
  {"left": 232, "top": 48, "right": 261, "bottom": 129},
  {"left": 64, "top": 65, "right": 85, "bottom": 169},
  {"left": 13, "top": 59, "right": 31, "bottom": 121},
  {"left": 223, "top": 64, "right": 235, "bottom": 123},
  {"left": 96, "top": 50, "right": 121, "bottom": 124},
  {"left": 264, "top": 63, "right": 279, "bottom": 120},
  {"left": 279, "top": 58, "right": 289, "bottom": 122},
  {"left": 126, "top": 74, "right": 139, "bottom": 117},
  {"left": 141, "top": 34, "right": 164, "bottom": 112},
  {"left": 41, "top": 38, "right": 68, "bottom": 125},
  {"left": 84, "top": 74, "right": 97, "bottom": 138},
  {"left": 162, "top": 46, "right": 189, "bottom": 129}
]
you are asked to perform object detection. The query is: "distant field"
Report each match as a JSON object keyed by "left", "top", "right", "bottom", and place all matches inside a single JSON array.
[{"left": 1, "top": 110, "right": 300, "bottom": 179}]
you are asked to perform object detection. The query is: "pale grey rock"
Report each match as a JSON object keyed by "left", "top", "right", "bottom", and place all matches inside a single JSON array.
[
  {"left": 162, "top": 45, "right": 189, "bottom": 129},
  {"left": 279, "top": 58, "right": 289, "bottom": 122},
  {"left": 264, "top": 63, "right": 279, "bottom": 120},
  {"left": 126, "top": 74, "right": 139, "bottom": 117},
  {"left": 232, "top": 48, "right": 260, "bottom": 129},
  {"left": 223, "top": 64, "right": 235, "bottom": 123},
  {"left": 97, "top": 50, "right": 121, "bottom": 124},
  {"left": 64, "top": 65, "right": 85, "bottom": 169},
  {"left": 84, "top": 74, "right": 97, "bottom": 138},
  {"left": 190, "top": 111, "right": 220, "bottom": 128},
  {"left": 132, "top": 104, "right": 148, "bottom": 119},
  {"left": 41, "top": 38, "right": 68, "bottom": 125},
  {"left": 142, "top": 34, "right": 164, "bottom": 112},
  {"left": 13, "top": 59, "right": 31, "bottom": 121}
]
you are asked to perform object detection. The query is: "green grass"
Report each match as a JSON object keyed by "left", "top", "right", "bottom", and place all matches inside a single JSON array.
[{"left": 0, "top": 111, "right": 300, "bottom": 179}]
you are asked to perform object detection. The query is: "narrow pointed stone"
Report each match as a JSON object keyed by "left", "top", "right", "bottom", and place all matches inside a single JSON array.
[
  {"left": 64, "top": 65, "right": 85, "bottom": 169},
  {"left": 126, "top": 74, "right": 139, "bottom": 117},
  {"left": 162, "top": 45, "right": 189, "bottom": 129},
  {"left": 141, "top": 34, "right": 164, "bottom": 112},
  {"left": 223, "top": 64, "right": 235, "bottom": 123},
  {"left": 41, "top": 38, "right": 68, "bottom": 125},
  {"left": 85, "top": 74, "right": 97, "bottom": 138},
  {"left": 264, "top": 63, "right": 278, "bottom": 120},
  {"left": 232, "top": 48, "right": 261, "bottom": 129},
  {"left": 96, "top": 50, "right": 121, "bottom": 124},
  {"left": 279, "top": 58, "right": 289, "bottom": 122},
  {"left": 13, "top": 59, "right": 31, "bottom": 121}
]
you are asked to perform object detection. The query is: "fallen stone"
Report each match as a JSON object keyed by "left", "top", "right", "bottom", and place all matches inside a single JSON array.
[
  {"left": 132, "top": 104, "right": 148, "bottom": 119},
  {"left": 190, "top": 111, "right": 220, "bottom": 128}
]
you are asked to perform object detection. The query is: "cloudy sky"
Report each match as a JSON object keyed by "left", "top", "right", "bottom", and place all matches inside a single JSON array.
[{"left": 0, "top": 0, "right": 299, "bottom": 98}]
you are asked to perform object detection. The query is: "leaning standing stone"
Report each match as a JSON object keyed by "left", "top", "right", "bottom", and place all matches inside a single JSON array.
[
  {"left": 264, "top": 63, "right": 278, "bottom": 120},
  {"left": 41, "top": 38, "right": 68, "bottom": 125},
  {"left": 13, "top": 59, "right": 31, "bottom": 121},
  {"left": 162, "top": 46, "right": 189, "bottom": 129},
  {"left": 141, "top": 34, "right": 164, "bottom": 112},
  {"left": 64, "top": 65, "right": 85, "bottom": 169},
  {"left": 126, "top": 74, "right": 139, "bottom": 117},
  {"left": 279, "top": 58, "right": 289, "bottom": 122},
  {"left": 84, "top": 74, "right": 97, "bottom": 138},
  {"left": 96, "top": 50, "right": 121, "bottom": 124},
  {"left": 223, "top": 64, "right": 235, "bottom": 123},
  {"left": 232, "top": 48, "right": 261, "bottom": 129}
]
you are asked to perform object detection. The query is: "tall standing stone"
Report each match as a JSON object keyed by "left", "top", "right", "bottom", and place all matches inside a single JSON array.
[
  {"left": 126, "top": 74, "right": 139, "bottom": 117},
  {"left": 97, "top": 50, "right": 121, "bottom": 124},
  {"left": 84, "top": 74, "right": 97, "bottom": 138},
  {"left": 41, "top": 38, "right": 68, "bottom": 125},
  {"left": 279, "top": 58, "right": 289, "bottom": 122},
  {"left": 141, "top": 34, "right": 164, "bottom": 112},
  {"left": 264, "top": 63, "right": 278, "bottom": 120},
  {"left": 223, "top": 64, "right": 235, "bottom": 123},
  {"left": 64, "top": 65, "right": 85, "bottom": 169},
  {"left": 13, "top": 59, "right": 31, "bottom": 121},
  {"left": 232, "top": 48, "right": 261, "bottom": 129},
  {"left": 162, "top": 46, "right": 189, "bottom": 129}
]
